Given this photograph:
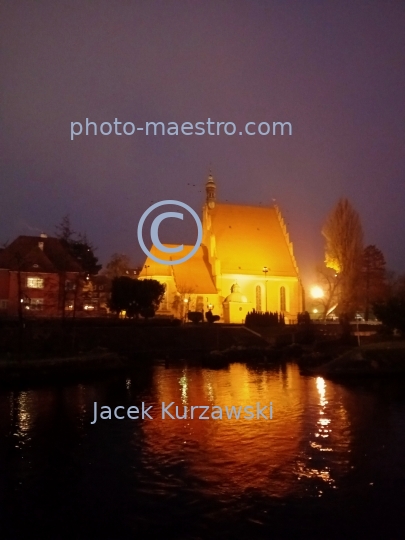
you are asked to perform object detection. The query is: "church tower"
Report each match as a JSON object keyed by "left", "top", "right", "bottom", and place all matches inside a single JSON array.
[{"left": 206, "top": 172, "right": 216, "bottom": 209}]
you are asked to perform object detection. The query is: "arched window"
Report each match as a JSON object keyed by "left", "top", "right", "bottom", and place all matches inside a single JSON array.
[
  {"left": 256, "top": 285, "right": 262, "bottom": 312},
  {"left": 280, "top": 286, "right": 286, "bottom": 312}
]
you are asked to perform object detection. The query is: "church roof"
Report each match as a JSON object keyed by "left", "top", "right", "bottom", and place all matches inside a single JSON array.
[
  {"left": 139, "top": 244, "right": 217, "bottom": 294},
  {"left": 209, "top": 203, "right": 299, "bottom": 276}
]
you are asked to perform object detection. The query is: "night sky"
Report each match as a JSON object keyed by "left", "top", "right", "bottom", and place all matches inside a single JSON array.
[{"left": 1, "top": 1, "right": 404, "bottom": 285}]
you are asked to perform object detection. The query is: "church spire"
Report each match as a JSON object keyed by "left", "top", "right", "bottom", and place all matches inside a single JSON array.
[{"left": 206, "top": 170, "right": 216, "bottom": 209}]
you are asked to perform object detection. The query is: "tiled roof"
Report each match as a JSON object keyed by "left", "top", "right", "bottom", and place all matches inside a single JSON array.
[
  {"left": 139, "top": 244, "right": 217, "bottom": 294},
  {"left": 0, "top": 236, "right": 82, "bottom": 273},
  {"left": 209, "top": 204, "right": 298, "bottom": 276}
]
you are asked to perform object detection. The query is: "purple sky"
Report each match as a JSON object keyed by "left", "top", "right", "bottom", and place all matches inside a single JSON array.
[{"left": 1, "top": 1, "right": 404, "bottom": 285}]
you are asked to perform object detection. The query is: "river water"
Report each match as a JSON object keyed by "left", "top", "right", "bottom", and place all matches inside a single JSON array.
[{"left": 1, "top": 362, "right": 405, "bottom": 539}]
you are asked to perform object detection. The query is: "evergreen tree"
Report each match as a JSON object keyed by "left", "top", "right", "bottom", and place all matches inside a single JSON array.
[
  {"left": 361, "top": 245, "right": 387, "bottom": 321},
  {"left": 55, "top": 215, "right": 101, "bottom": 275}
]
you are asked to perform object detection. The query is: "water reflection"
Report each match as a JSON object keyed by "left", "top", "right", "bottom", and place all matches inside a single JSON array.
[
  {"left": 141, "top": 364, "right": 353, "bottom": 497},
  {"left": 1, "top": 362, "right": 405, "bottom": 515}
]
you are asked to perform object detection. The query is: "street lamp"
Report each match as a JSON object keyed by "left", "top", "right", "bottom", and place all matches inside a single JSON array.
[
  {"left": 262, "top": 266, "right": 268, "bottom": 312},
  {"left": 183, "top": 297, "right": 189, "bottom": 322},
  {"left": 310, "top": 286, "right": 324, "bottom": 299}
]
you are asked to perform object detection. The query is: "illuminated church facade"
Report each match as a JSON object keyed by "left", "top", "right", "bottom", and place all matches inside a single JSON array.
[{"left": 139, "top": 174, "right": 303, "bottom": 323}]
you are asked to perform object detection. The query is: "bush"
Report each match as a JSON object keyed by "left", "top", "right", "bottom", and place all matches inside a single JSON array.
[
  {"left": 373, "top": 298, "right": 405, "bottom": 334},
  {"left": 245, "top": 310, "right": 285, "bottom": 327},
  {"left": 187, "top": 311, "right": 203, "bottom": 324}
]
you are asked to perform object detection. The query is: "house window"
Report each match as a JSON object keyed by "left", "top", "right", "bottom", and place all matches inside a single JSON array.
[
  {"left": 0, "top": 299, "right": 8, "bottom": 310},
  {"left": 30, "top": 298, "right": 44, "bottom": 310},
  {"left": 256, "top": 285, "right": 262, "bottom": 312},
  {"left": 27, "top": 277, "right": 44, "bottom": 289},
  {"left": 280, "top": 286, "right": 286, "bottom": 312}
]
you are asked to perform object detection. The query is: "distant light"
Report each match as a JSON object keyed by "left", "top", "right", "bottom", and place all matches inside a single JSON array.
[
  {"left": 184, "top": 298, "right": 189, "bottom": 303},
  {"left": 313, "top": 308, "right": 318, "bottom": 313},
  {"left": 311, "top": 286, "right": 324, "bottom": 299}
]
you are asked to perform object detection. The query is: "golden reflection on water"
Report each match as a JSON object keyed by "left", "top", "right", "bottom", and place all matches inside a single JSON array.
[
  {"left": 314, "top": 377, "right": 333, "bottom": 451},
  {"left": 0, "top": 362, "right": 354, "bottom": 499},
  {"left": 142, "top": 363, "right": 354, "bottom": 497}
]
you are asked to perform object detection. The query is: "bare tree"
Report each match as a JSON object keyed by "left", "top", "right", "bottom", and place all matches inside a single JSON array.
[
  {"left": 322, "top": 198, "right": 363, "bottom": 319},
  {"left": 103, "top": 253, "right": 132, "bottom": 279},
  {"left": 172, "top": 281, "right": 196, "bottom": 320},
  {"left": 313, "top": 263, "right": 342, "bottom": 320}
]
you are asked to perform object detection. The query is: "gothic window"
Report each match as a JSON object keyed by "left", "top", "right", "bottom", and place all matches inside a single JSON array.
[
  {"left": 280, "top": 286, "right": 286, "bottom": 312},
  {"left": 256, "top": 285, "right": 262, "bottom": 312}
]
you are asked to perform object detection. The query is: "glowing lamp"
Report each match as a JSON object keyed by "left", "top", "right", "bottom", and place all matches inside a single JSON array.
[{"left": 310, "top": 286, "right": 324, "bottom": 299}]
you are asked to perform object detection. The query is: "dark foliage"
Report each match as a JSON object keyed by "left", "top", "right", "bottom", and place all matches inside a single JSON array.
[
  {"left": 56, "top": 215, "right": 102, "bottom": 275},
  {"left": 373, "top": 298, "right": 405, "bottom": 334},
  {"left": 297, "top": 311, "right": 312, "bottom": 324},
  {"left": 245, "top": 310, "right": 285, "bottom": 327},
  {"left": 188, "top": 311, "right": 204, "bottom": 324},
  {"left": 109, "top": 277, "right": 165, "bottom": 318},
  {"left": 205, "top": 310, "right": 220, "bottom": 323},
  {"left": 65, "top": 238, "right": 102, "bottom": 275},
  {"left": 361, "top": 245, "right": 387, "bottom": 320}
]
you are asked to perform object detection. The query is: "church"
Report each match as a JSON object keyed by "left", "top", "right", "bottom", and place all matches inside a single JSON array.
[{"left": 139, "top": 174, "right": 304, "bottom": 323}]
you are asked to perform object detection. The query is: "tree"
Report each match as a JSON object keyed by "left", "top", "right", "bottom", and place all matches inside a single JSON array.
[
  {"left": 136, "top": 279, "right": 166, "bottom": 318},
  {"left": 172, "top": 282, "right": 196, "bottom": 320},
  {"left": 55, "top": 215, "right": 102, "bottom": 275},
  {"left": 55, "top": 216, "right": 101, "bottom": 320},
  {"left": 373, "top": 274, "right": 405, "bottom": 334},
  {"left": 322, "top": 198, "right": 363, "bottom": 319},
  {"left": 55, "top": 215, "right": 75, "bottom": 243},
  {"left": 313, "top": 263, "right": 342, "bottom": 320},
  {"left": 361, "top": 245, "right": 387, "bottom": 321},
  {"left": 109, "top": 277, "right": 165, "bottom": 318},
  {"left": 103, "top": 253, "right": 132, "bottom": 279},
  {"left": 68, "top": 233, "right": 102, "bottom": 275}
]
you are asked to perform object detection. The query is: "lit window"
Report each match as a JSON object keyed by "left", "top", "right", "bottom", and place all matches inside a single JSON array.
[
  {"left": 280, "top": 286, "right": 286, "bottom": 312},
  {"left": 27, "top": 277, "right": 44, "bottom": 289},
  {"left": 31, "top": 298, "right": 44, "bottom": 310},
  {"left": 256, "top": 285, "right": 262, "bottom": 312}
]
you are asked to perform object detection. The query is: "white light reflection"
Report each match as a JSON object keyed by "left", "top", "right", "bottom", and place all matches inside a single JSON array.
[
  {"left": 297, "top": 377, "right": 335, "bottom": 488},
  {"left": 179, "top": 371, "right": 188, "bottom": 404},
  {"left": 315, "top": 377, "right": 331, "bottom": 441}
]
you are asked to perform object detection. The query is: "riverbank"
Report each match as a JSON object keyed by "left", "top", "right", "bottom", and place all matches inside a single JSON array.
[
  {"left": 0, "top": 348, "right": 127, "bottom": 387},
  {"left": 305, "top": 340, "right": 405, "bottom": 379}
]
